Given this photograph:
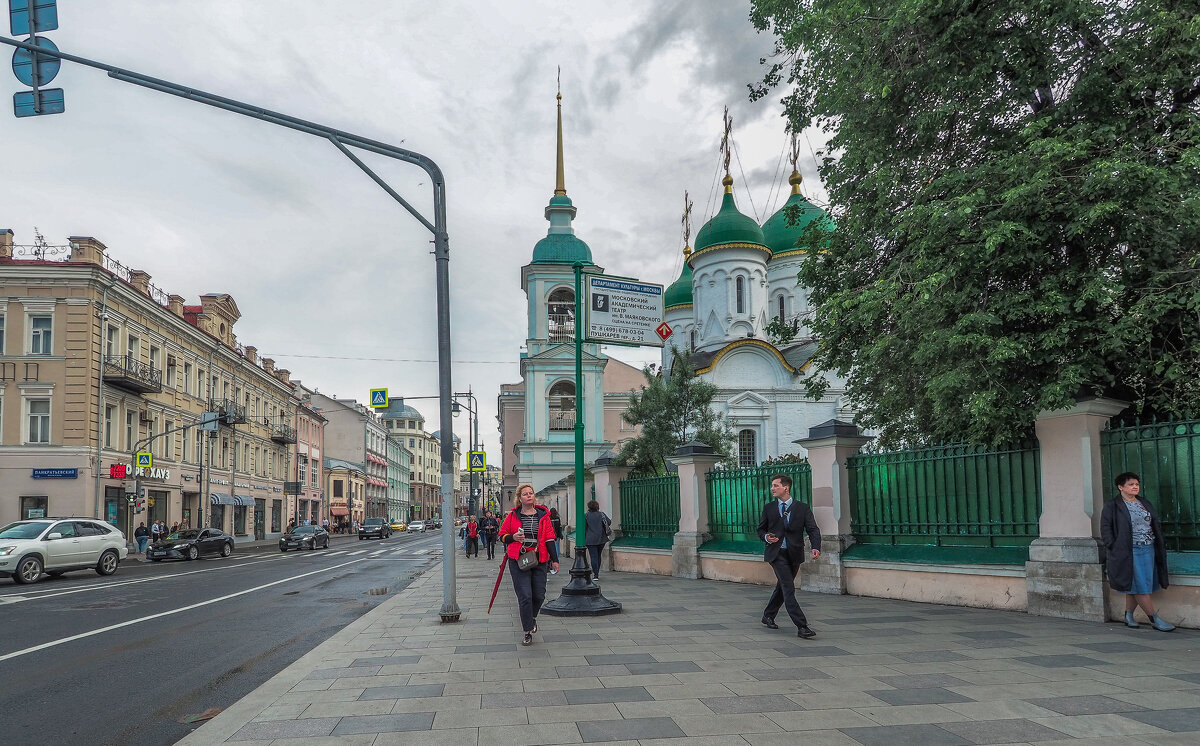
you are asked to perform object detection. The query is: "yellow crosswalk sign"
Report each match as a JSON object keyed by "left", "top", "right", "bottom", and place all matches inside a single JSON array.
[{"left": 468, "top": 451, "right": 486, "bottom": 472}]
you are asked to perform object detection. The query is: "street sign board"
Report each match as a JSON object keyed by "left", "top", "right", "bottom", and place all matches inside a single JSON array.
[
  {"left": 369, "top": 388, "right": 388, "bottom": 408},
  {"left": 11, "top": 34, "right": 60, "bottom": 86},
  {"left": 468, "top": 451, "right": 486, "bottom": 472},
  {"left": 200, "top": 411, "right": 221, "bottom": 431},
  {"left": 283, "top": 481, "right": 301, "bottom": 495},
  {"left": 586, "top": 275, "right": 665, "bottom": 347},
  {"left": 656, "top": 321, "right": 673, "bottom": 341},
  {"left": 136, "top": 452, "right": 153, "bottom": 469},
  {"left": 13, "top": 86, "right": 63, "bottom": 117},
  {"left": 9, "top": 0, "right": 58, "bottom": 35}
]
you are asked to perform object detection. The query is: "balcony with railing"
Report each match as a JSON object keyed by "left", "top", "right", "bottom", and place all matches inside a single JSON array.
[
  {"left": 548, "top": 313, "right": 575, "bottom": 343},
  {"left": 548, "top": 408, "right": 576, "bottom": 431},
  {"left": 213, "top": 398, "right": 247, "bottom": 425},
  {"left": 271, "top": 422, "right": 297, "bottom": 444},
  {"left": 102, "top": 354, "right": 162, "bottom": 394}
]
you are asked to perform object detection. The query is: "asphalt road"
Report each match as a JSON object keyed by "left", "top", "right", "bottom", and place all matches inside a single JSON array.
[{"left": 0, "top": 529, "right": 446, "bottom": 746}]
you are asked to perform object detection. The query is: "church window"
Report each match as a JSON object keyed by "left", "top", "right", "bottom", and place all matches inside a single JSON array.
[
  {"left": 738, "top": 429, "right": 757, "bottom": 468},
  {"left": 736, "top": 277, "right": 745, "bottom": 314},
  {"left": 548, "top": 288, "right": 575, "bottom": 343},
  {"left": 548, "top": 380, "right": 576, "bottom": 430},
  {"left": 777, "top": 295, "right": 786, "bottom": 322}
]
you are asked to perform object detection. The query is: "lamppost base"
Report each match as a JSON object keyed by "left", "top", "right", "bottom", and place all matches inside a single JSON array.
[{"left": 541, "top": 547, "right": 622, "bottom": 616}]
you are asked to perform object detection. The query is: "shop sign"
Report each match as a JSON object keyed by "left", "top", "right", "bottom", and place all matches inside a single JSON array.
[
  {"left": 32, "top": 468, "right": 78, "bottom": 479},
  {"left": 135, "top": 466, "right": 171, "bottom": 480}
]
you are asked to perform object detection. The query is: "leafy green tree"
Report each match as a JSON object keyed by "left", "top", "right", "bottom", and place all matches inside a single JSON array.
[
  {"left": 749, "top": 0, "right": 1200, "bottom": 446},
  {"left": 617, "top": 347, "right": 735, "bottom": 475}
]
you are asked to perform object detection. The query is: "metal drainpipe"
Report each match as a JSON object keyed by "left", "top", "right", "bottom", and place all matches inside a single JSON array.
[{"left": 94, "top": 274, "right": 117, "bottom": 522}]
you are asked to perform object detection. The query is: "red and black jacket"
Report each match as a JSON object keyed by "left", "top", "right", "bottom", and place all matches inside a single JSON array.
[{"left": 498, "top": 505, "right": 559, "bottom": 564}]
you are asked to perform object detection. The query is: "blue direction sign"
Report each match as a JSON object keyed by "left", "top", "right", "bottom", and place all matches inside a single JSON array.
[
  {"left": 369, "top": 388, "right": 389, "bottom": 409},
  {"left": 11, "top": 34, "right": 59, "bottom": 86},
  {"left": 9, "top": 0, "right": 58, "bottom": 36},
  {"left": 14, "top": 86, "right": 63, "bottom": 116},
  {"left": 468, "top": 451, "right": 486, "bottom": 472}
]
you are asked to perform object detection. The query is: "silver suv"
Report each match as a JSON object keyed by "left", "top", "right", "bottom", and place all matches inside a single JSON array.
[{"left": 0, "top": 518, "right": 129, "bottom": 584}]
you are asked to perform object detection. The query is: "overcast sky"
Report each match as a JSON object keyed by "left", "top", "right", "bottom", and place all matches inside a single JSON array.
[{"left": 2, "top": 1, "right": 828, "bottom": 463}]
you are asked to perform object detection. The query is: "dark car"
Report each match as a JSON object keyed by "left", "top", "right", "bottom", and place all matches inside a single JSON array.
[
  {"left": 358, "top": 517, "right": 389, "bottom": 540},
  {"left": 280, "top": 525, "right": 330, "bottom": 551},
  {"left": 147, "top": 528, "right": 234, "bottom": 561}
]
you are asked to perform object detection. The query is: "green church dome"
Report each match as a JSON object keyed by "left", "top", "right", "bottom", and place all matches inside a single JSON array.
[
  {"left": 761, "top": 171, "right": 834, "bottom": 256},
  {"left": 693, "top": 176, "right": 767, "bottom": 256},
  {"left": 531, "top": 232, "right": 593, "bottom": 265},
  {"left": 664, "top": 254, "right": 694, "bottom": 309}
]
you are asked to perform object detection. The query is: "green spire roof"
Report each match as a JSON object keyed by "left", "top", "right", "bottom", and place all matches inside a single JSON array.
[
  {"left": 761, "top": 171, "right": 834, "bottom": 256},
  {"left": 532, "top": 232, "right": 593, "bottom": 264},
  {"left": 694, "top": 177, "right": 767, "bottom": 254},
  {"left": 664, "top": 255, "right": 693, "bottom": 309}
]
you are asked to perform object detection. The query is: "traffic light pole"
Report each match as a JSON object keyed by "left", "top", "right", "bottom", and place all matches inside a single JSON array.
[{"left": 0, "top": 34, "right": 463, "bottom": 622}]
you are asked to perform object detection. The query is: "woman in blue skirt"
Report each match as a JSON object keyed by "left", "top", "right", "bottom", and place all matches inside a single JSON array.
[{"left": 1101, "top": 472, "right": 1175, "bottom": 631}]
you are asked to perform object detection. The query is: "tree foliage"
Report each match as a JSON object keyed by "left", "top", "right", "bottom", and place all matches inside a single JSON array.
[
  {"left": 749, "top": 0, "right": 1200, "bottom": 446},
  {"left": 616, "top": 348, "right": 735, "bottom": 475}
]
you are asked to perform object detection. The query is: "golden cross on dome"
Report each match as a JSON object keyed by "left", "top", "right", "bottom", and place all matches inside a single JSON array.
[
  {"left": 682, "top": 190, "right": 694, "bottom": 256},
  {"left": 720, "top": 106, "right": 732, "bottom": 179}
]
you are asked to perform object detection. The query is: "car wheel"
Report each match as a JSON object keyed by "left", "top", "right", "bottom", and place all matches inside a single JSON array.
[
  {"left": 13, "top": 555, "right": 43, "bottom": 584},
  {"left": 186, "top": 545, "right": 199, "bottom": 561},
  {"left": 96, "top": 550, "right": 119, "bottom": 576},
  {"left": 220, "top": 542, "right": 233, "bottom": 557},
  {"left": 280, "top": 546, "right": 288, "bottom": 553}
]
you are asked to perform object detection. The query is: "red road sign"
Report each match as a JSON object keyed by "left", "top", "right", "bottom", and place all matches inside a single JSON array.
[{"left": 656, "top": 322, "right": 673, "bottom": 341}]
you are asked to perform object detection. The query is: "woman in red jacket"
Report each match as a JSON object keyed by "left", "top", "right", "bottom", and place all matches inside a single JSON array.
[{"left": 499, "top": 483, "right": 560, "bottom": 645}]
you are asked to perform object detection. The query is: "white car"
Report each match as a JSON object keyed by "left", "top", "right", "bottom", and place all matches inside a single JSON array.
[
  {"left": 0, "top": 518, "right": 129, "bottom": 584},
  {"left": 407, "top": 520, "right": 426, "bottom": 533}
]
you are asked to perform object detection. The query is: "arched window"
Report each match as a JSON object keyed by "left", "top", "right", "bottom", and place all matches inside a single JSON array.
[
  {"left": 738, "top": 429, "right": 756, "bottom": 468},
  {"left": 548, "top": 380, "right": 576, "bottom": 431},
  {"left": 735, "top": 277, "right": 745, "bottom": 314},
  {"left": 547, "top": 288, "right": 575, "bottom": 343},
  {"left": 777, "top": 295, "right": 786, "bottom": 323}
]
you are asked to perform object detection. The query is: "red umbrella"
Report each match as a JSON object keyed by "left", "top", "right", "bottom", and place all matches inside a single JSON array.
[{"left": 487, "top": 555, "right": 507, "bottom": 613}]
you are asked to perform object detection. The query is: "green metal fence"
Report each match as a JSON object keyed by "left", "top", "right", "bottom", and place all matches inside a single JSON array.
[
  {"left": 847, "top": 442, "right": 1041, "bottom": 551},
  {"left": 618, "top": 474, "right": 680, "bottom": 543},
  {"left": 706, "top": 462, "right": 812, "bottom": 551},
  {"left": 1101, "top": 417, "right": 1200, "bottom": 551}
]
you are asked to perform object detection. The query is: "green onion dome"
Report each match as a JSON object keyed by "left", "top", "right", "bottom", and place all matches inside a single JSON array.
[
  {"left": 691, "top": 175, "right": 768, "bottom": 260},
  {"left": 664, "top": 248, "right": 694, "bottom": 309},
  {"left": 761, "top": 171, "right": 833, "bottom": 256}
]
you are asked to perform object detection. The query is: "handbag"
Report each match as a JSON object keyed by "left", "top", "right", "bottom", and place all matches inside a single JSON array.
[{"left": 517, "top": 546, "right": 540, "bottom": 571}]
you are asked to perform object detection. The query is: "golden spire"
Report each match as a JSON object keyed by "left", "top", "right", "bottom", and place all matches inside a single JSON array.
[
  {"left": 788, "top": 130, "right": 803, "bottom": 195},
  {"left": 554, "top": 66, "right": 566, "bottom": 196},
  {"left": 720, "top": 106, "right": 733, "bottom": 193},
  {"left": 682, "top": 190, "right": 694, "bottom": 257}
]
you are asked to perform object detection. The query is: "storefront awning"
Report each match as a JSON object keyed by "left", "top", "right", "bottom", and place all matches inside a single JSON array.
[
  {"left": 329, "top": 507, "right": 349, "bottom": 516},
  {"left": 234, "top": 494, "right": 255, "bottom": 506},
  {"left": 210, "top": 493, "right": 235, "bottom": 505}
]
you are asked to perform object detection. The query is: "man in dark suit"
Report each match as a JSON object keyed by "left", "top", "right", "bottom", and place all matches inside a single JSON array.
[{"left": 757, "top": 473, "right": 822, "bottom": 638}]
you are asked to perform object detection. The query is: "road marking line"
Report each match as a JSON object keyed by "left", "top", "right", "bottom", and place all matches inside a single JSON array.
[
  {"left": 326, "top": 551, "right": 347, "bottom": 556},
  {"left": 347, "top": 550, "right": 368, "bottom": 556},
  {"left": 0, "top": 558, "right": 369, "bottom": 662}
]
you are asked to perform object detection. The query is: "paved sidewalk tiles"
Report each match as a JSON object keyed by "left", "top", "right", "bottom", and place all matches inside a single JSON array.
[{"left": 178, "top": 554, "right": 1200, "bottom": 745}]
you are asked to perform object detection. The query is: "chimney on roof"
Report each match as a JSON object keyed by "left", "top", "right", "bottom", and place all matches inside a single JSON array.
[
  {"left": 276, "top": 368, "right": 290, "bottom": 383},
  {"left": 244, "top": 345, "right": 257, "bottom": 364},
  {"left": 129, "top": 269, "right": 151, "bottom": 295},
  {"left": 67, "top": 236, "right": 106, "bottom": 266},
  {"left": 262, "top": 357, "right": 275, "bottom": 373},
  {"left": 0, "top": 229, "right": 12, "bottom": 259},
  {"left": 168, "top": 294, "right": 185, "bottom": 316}
]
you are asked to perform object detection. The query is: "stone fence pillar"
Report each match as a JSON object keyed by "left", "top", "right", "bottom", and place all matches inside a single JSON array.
[
  {"left": 796, "top": 419, "right": 873, "bottom": 595},
  {"left": 668, "top": 441, "right": 723, "bottom": 579},
  {"left": 591, "top": 453, "right": 631, "bottom": 572},
  {"left": 1026, "top": 396, "right": 1128, "bottom": 622}
]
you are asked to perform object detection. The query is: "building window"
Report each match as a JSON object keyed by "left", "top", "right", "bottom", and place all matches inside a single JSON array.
[
  {"left": 166, "top": 355, "right": 176, "bottom": 389},
  {"left": 29, "top": 315, "right": 52, "bottom": 355},
  {"left": 104, "top": 405, "right": 115, "bottom": 448},
  {"left": 548, "top": 380, "right": 576, "bottom": 430},
  {"left": 548, "top": 287, "right": 575, "bottom": 343},
  {"left": 735, "top": 277, "right": 745, "bottom": 315},
  {"left": 182, "top": 425, "right": 191, "bottom": 464},
  {"left": 194, "top": 429, "right": 203, "bottom": 463},
  {"left": 183, "top": 361, "right": 192, "bottom": 394},
  {"left": 334, "top": 479, "right": 343, "bottom": 498},
  {"left": 0, "top": 313, "right": 5, "bottom": 354},
  {"left": 26, "top": 398, "right": 50, "bottom": 443},
  {"left": 777, "top": 295, "right": 786, "bottom": 323},
  {"left": 105, "top": 324, "right": 118, "bottom": 357},
  {"left": 20, "top": 495, "right": 48, "bottom": 520},
  {"left": 149, "top": 345, "right": 161, "bottom": 375},
  {"left": 738, "top": 429, "right": 756, "bottom": 468},
  {"left": 126, "top": 410, "right": 135, "bottom": 450},
  {"left": 127, "top": 334, "right": 140, "bottom": 360}
]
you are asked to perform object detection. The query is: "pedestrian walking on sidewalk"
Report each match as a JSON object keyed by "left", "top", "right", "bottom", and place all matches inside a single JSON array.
[
  {"left": 465, "top": 515, "right": 480, "bottom": 557},
  {"left": 134, "top": 522, "right": 149, "bottom": 554},
  {"left": 549, "top": 507, "right": 564, "bottom": 559},
  {"left": 1102, "top": 472, "right": 1175, "bottom": 631},
  {"left": 500, "top": 484, "right": 560, "bottom": 646},
  {"left": 150, "top": 520, "right": 161, "bottom": 544},
  {"left": 483, "top": 511, "right": 499, "bottom": 560},
  {"left": 583, "top": 500, "right": 611, "bottom": 581},
  {"left": 758, "top": 473, "right": 821, "bottom": 639}
]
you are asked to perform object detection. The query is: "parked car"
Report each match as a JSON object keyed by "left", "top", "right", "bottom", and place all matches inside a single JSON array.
[
  {"left": 407, "top": 520, "right": 426, "bottom": 533},
  {"left": 389, "top": 520, "right": 407, "bottom": 533},
  {"left": 0, "top": 518, "right": 129, "bottom": 584},
  {"left": 147, "top": 528, "right": 235, "bottom": 561},
  {"left": 358, "top": 517, "right": 390, "bottom": 540},
  {"left": 280, "top": 524, "right": 330, "bottom": 551}
]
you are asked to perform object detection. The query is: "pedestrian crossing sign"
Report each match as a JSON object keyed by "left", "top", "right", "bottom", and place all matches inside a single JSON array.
[
  {"left": 136, "top": 452, "right": 152, "bottom": 468},
  {"left": 369, "top": 388, "right": 388, "bottom": 408},
  {"left": 468, "top": 451, "right": 486, "bottom": 472}
]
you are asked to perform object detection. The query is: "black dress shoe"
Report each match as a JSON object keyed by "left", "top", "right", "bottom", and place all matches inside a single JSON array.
[
  {"left": 761, "top": 617, "right": 779, "bottom": 629},
  {"left": 797, "top": 626, "right": 816, "bottom": 639}
]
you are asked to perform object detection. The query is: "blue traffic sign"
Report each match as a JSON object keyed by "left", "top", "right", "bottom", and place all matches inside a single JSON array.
[
  {"left": 14, "top": 87, "right": 62, "bottom": 116},
  {"left": 369, "top": 388, "right": 388, "bottom": 408},
  {"left": 9, "top": 0, "right": 58, "bottom": 36},
  {"left": 12, "top": 34, "right": 59, "bottom": 86}
]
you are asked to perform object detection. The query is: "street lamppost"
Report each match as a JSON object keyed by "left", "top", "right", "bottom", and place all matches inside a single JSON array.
[{"left": 451, "top": 387, "right": 479, "bottom": 517}]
